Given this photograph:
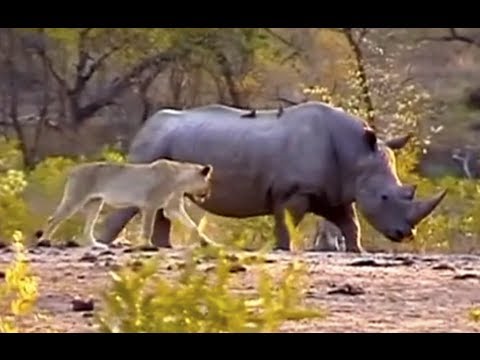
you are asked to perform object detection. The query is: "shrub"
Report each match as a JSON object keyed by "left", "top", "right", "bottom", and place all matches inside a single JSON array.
[
  {"left": 95, "top": 246, "right": 323, "bottom": 333},
  {"left": 0, "top": 231, "right": 39, "bottom": 332}
]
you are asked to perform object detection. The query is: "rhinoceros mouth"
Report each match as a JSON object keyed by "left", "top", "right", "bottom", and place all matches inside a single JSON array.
[{"left": 385, "top": 228, "right": 416, "bottom": 243}]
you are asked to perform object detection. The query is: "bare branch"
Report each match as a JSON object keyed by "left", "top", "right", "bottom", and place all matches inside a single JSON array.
[
  {"left": 357, "top": 28, "right": 369, "bottom": 43},
  {"left": 452, "top": 148, "right": 475, "bottom": 179},
  {"left": 72, "top": 44, "right": 122, "bottom": 95},
  {"left": 399, "top": 64, "right": 414, "bottom": 87},
  {"left": 74, "top": 51, "right": 177, "bottom": 124},
  {"left": 33, "top": 45, "right": 67, "bottom": 90},
  {"left": 262, "top": 28, "right": 301, "bottom": 50},
  {"left": 418, "top": 28, "right": 479, "bottom": 47}
]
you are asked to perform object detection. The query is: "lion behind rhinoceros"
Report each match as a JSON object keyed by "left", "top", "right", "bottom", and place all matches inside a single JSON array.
[{"left": 96, "top": 101, "right": 446, "bottom": 253}]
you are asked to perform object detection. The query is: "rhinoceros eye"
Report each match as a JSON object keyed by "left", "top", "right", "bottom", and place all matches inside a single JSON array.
[{"left": 381, "top": 194, "right": 389, "bottom": 201}]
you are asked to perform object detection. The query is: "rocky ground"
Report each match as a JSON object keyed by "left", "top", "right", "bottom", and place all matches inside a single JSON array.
[{"left": 1, "top": 243, "right": 480, "bottom": 333}]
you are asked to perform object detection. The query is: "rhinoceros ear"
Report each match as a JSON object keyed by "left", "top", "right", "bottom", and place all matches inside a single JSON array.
[
  {"left": 385, "top": 133, "right": 412, "bottom": 150},
  {"left": 363, "top": 128, "right": 378, "bottom": 152}
]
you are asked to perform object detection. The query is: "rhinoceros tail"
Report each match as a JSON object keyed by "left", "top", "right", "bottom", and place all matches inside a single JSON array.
[{"left": 277, "top": 105, "right": 284, "bottom": 118}]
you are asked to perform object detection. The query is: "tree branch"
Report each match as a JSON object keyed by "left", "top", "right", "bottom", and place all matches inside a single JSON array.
[
  {"left": 72, "top": 44, "right": 122, "bottom": 95},
  {"left": 418, "top": 28, "right": 480, "bottom": 47},
  {"left": 263, "top": 28, "right": 300, "bottom": 50},
  {"left": 74, "top": 51, "right": 177, "bottom": 124},
  {"left": 33, "top": 46, "right": 67, "bottom": 90}
]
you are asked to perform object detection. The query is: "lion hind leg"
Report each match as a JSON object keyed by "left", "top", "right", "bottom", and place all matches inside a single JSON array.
[{"left": 36, "top": 178, "right": 90, "bottom": 243}]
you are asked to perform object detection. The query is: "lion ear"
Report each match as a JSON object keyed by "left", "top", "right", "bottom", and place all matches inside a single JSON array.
[{"left": 200, "top": 164, "right": 213, "bottom": 177}]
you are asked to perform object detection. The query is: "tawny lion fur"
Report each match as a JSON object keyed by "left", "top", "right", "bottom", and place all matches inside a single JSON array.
[{"left": 36, "top": 159, "right": 214, "bottom": 248}]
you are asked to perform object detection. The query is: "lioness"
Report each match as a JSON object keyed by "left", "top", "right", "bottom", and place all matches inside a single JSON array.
[{"left": 35, "top": 159, "right": 214, "bottom": 249}]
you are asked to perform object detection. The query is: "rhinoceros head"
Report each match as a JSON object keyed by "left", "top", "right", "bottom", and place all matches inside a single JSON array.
[{"left": 354, "top": 128, "right": 447, "bottom": 243}]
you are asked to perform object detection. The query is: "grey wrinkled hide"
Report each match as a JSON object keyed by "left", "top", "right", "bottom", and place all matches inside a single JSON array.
[{"left": 98, "top": 101, "right": 447, "bottom": 253}]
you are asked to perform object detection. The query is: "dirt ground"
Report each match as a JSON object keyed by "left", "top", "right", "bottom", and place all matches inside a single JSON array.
[{"left": 1, "top": 243, "right": 480, "bottom": 333}]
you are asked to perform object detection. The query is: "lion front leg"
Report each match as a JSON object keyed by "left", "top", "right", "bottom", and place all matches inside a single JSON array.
[
  {"left": 83, "top": 199, "right": 109, "bottom": 251},
  {"left": 164, "top": 196, "right": 217, "bottom": 248}
]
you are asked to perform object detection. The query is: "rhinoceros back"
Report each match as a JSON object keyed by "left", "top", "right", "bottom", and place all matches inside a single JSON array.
[{"left": 127, "top": 102, "right": 370, "bottom": 217}]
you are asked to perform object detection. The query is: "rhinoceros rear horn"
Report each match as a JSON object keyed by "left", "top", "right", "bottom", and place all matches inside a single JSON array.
[{"left": 407, "top": 189, "right": 447, "bottom": 225}]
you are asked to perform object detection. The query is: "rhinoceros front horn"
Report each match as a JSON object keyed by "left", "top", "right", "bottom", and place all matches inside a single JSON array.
[{"left": 407, "top": 189, "right": 448, "bottom": 225}]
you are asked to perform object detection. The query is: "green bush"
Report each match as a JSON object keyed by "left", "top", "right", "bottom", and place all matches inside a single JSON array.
[
  {"left": 0, "top": 139, "right": 129, "bottom": 244},
  {"left": 95, "top": 247, "right": 324, "bottom": 333},
  {"left": 0, "top": 231, "right": 39, "bottom": 332}
]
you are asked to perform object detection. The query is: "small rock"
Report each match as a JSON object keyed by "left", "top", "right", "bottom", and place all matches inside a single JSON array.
[
  {"left": 0, "top": 241, "right": 7, "bottom": 249},
  {"left": 229, "top": 264, "right": 247, "bottom": 273},
  {"left": 349, "top": 259, "right": 381, "bottom": 267},
  {"left": 130, "top": 259, "right": 144, "bottom": 271},
  {"left": 64, "top": 240, "right": 80, "bottom": 248},
  {"left": 103, "top": 259, "right": 115, "bottom": 267},
  {"left": 37, "top": 239, "right": 52, "bottom": 248},
  {"left": 327, "top": 284, "right": 365, "bottom": 296},
  {"left": 79, "top": 253, "right": 97, "bottom": 262},
  {"left": 99, "top": 250, "right": 115, "bottom": 257},
  {"left": 432, "top": 263, "right": 456, "bottom": 271},
  {"left": 72, "top": 298, "right": 94, "bottom": 312},
  {"left": 82, "top": 312, "right": 94, "bottom": 318},
  {"left": 453, "top": 273, "right": 480, "bottom": 280},
  {"left": 137, "top": 245, "right": 159, "bottom": 252},
  {"left": 225, "top": 254, "right": 239, "bottom": 262},
  {"left": 349, "top": 258, "right": 412, "bottom": 267},
  {"left": 2, "top": 246, "right": 12, "bottom": 253},
  {"left": 0, "top": 271, "right": 5, "bottom": 279},
  {"left": 205, "top": 265, "right": 216, "bottom": 272},
  {"left": 401, "top": 258, "right": 415, "bottom": 266},
  {"left": 109, "top": 264, "right": 122, "bottom": 271},
  {"left": 77, "top": 274, "right": 86, "bottom": 279}
]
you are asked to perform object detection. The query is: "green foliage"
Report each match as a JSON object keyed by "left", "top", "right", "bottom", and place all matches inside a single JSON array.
[
  {"left": 96, "top": 248, "right": 323, "bottom": 333},
  {"left": 27, "top": 156, "right": 78, "bottom": 198},
  {"left": 24, "top": 156, "right": 84, "bottom": 242},
  {"left": 469, "top": 307, "right": 480, "bottom": 323},
  {"left": 0, "top": 231, "right": 39, "bottom": 332},
  {"left": 96, "top": 145, "right": 126, "bottom": 163},
  {"left": 0, "top": 170, "right": 30, "bottom": 240},
  {"left": 301, "top": 50, "right": 480, "bottom": 253}
]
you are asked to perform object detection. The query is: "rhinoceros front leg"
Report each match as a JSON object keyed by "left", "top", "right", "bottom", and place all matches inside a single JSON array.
[
  {"left": 328, "top": 204, "right": 364, "bottom": 253},
  {"left": 273, "top": 195, "right": 309, "bottom": 251}
]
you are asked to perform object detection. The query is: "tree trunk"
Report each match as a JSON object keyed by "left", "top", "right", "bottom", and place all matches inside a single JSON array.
[{"left": 342, "top": 28, "right": 376, "bottom": 129}]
